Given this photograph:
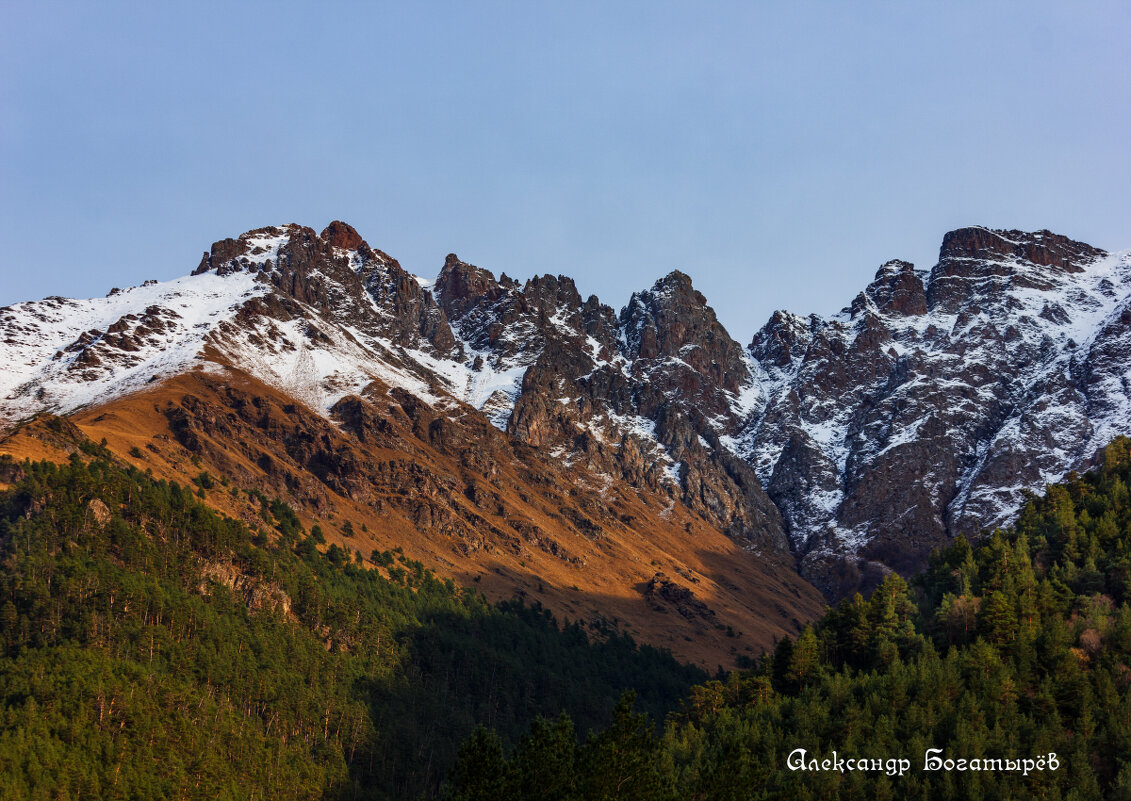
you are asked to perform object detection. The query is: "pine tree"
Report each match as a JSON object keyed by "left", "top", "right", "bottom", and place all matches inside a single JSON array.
[
  {"left": 448, "top": 726, "right": 512, "bottom": 801},
  {"left": 577, "top": 692, "right": 666, "bottom": 801}
]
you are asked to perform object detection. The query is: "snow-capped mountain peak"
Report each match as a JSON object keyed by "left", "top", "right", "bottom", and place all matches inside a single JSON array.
[{"left": 3, "top": 222, "right": 1130, "bottom": 598}]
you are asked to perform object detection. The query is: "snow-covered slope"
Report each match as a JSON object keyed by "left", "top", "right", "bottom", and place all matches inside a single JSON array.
[
  {"left": 0, "top": 225, "right": 520, "bottom": 429},
  {"left": 0, "top": 271, "right": 267, "bottom": 425}
]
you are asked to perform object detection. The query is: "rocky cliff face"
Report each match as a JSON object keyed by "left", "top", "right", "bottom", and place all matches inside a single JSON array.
[
  {"left": 737, "top": 228, "right": 1131, "bottom": 594},
  {"left": 2, "top": 222, "right": 1129, "bottom": 600}
]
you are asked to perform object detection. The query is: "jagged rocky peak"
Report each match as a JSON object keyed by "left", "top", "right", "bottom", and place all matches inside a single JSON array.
[
  {"left": 620, "top": 270, "right": 694, "bottom": 359},
  {"left": 516, "top": 274, "right": 620, "bottom": 355},
  {"left": 927, "top": 226, "right": 1109, "bottom": 313},
  {"left": 193, "top": 221, "right": 381, "bottom": 281},
  {"left": 581, "top": 294, "right": 622, "bottom": 361},
  {"left": 854, "top": 259, "right": 927, "bottom": 318},
  {"left": 192, "top": 223, "right": 352, "bottom": 285},
  {"left": 434, "top": 254, "right": 507, "bottom": 317},
  {"left": 749, "top": 310, "right": 814, "bottom": 369},
  {"left": 319, "top": 220, "right": 367, "bottom": 252},
  {"left": 523, "top": 273, "right": 583, "bottom": 323},
  {"left": 191, "top": 221, "right": 455, "bottom": 355},
  {"left": 433, "top": 255, "right": 621, "bottom": 367},
  {"left": 939, "top": 226, "right": 1106, "bottom": 271},
  {"left": 432, "top": 255, "right": 528, "bottom": 357},
  {"left": 193, "top": 224, "right": 305, "bottom": 276},
  {"left": 620, "top": 270, "right": 747, "bottom": 392},
  {"left": 190, "top": 224, "right": 360, "bottom": 313}
]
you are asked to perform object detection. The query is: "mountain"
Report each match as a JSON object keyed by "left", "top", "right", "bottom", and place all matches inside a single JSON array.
[
  {"left": 1, "top": 221, "right": 1129, "bottom": 611},
  {"left": 742, "top": 228, "right": 1131, "bottom": 594},
  {"left": 0, "top": 222, "right": 823, "bottom": 666}
]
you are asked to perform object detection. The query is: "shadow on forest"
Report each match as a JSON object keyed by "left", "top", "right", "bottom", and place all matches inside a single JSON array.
[{"left": 326, "top": 602, "right": 707, "bottom": 800}]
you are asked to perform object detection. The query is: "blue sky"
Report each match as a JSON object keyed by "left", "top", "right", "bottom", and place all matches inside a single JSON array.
[{"left": 2, "top": 1, "right": 1128, "bottom": 338}]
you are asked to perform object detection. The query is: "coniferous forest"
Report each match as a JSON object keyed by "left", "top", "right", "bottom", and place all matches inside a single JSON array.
[{"left": 4, "top": 438, "right": 1131, "bottom": 799}]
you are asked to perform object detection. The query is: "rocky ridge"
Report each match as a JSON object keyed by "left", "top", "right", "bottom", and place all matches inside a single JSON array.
[
  {"left": 2, "top": 222, "right": 1129, "bottom": 599},
  {"left": 737, "top": 229, "right": 1131, "bottom": 594}
]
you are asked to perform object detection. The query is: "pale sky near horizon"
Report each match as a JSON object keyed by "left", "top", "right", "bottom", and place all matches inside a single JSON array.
[{"left": 2, "top": 1, "right": 1128, "bottom": 340}]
